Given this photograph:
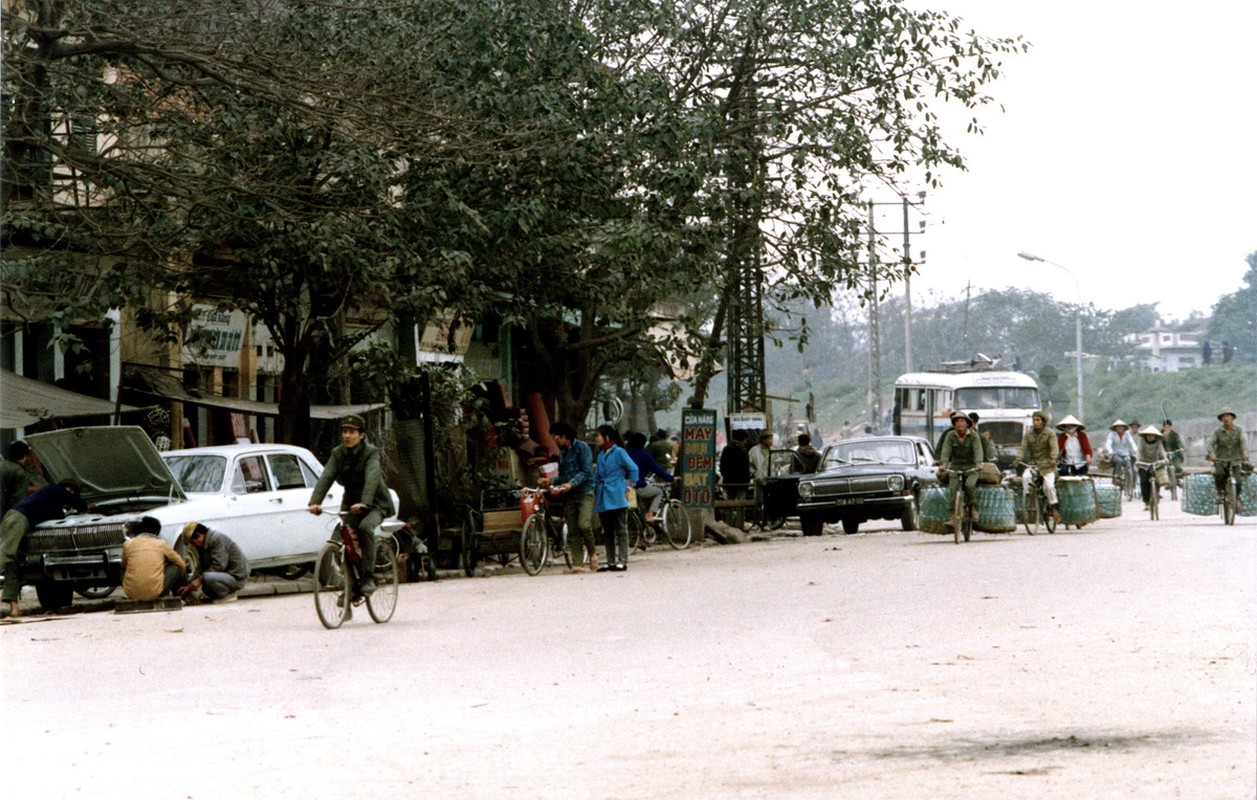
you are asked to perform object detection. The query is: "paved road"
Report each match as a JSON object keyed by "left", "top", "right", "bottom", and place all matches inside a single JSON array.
[{"left": 3, "top": 498, "right": 1254, "bottom": 799}]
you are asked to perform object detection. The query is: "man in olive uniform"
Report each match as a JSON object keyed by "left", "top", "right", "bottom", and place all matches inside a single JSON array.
[
  {"left": 308, "top": 415, "right": 395, "bottom": 595},
  {"left": 939, "top": 410, "right": 985, "bottom": 524},
  {"left": 1017, "top": 410, "right": 1061, "bottom": 525},
  {"left": 1, "top": 441, "right": 45, "bottom": 516},
  {"left": 1206, "top": 407, "right": 1250, "bottom": 501}
]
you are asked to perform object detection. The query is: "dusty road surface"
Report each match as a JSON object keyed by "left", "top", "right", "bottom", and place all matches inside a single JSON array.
[{"left": 3, "top": 500, "right": 1254, "bottom": 799}]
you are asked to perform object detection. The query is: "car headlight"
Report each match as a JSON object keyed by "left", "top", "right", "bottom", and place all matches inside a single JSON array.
[
  {"left": 887, "top": 475, "right": 904, "bottom": 492},
  {"left": 799, "top": 482, "right": 814, "bottom": 500}
]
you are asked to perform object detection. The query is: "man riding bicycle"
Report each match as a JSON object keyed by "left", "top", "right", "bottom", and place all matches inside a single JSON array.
[
  {"left": 939, "top": 410, "right": 984, "bottom": 525},
  {"left": 308, "top": 415, "right": 395, "bottom": 596},
  {"left": 1207, "top": 407, "right": 1250, "bottom": 502},
  {"left": 1017, "top": 410, "right": 1060, "bottom": 523}
]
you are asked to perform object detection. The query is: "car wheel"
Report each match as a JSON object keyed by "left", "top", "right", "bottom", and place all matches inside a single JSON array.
[
  {"left": 841, "top": 517, "right": 859, "bottom": 534},
  {"left": 900, "top": 495, "right": 920, "bottom": 531},
  {"left": 35, "top": 581, "right": 74, "bottom": 612},
  {"left": 278, "top": 564, "right": 311, "bottom": 580},
  {"left": 75, "top": 584, "right": 118, "bottom": 599},
  {"left": 800, "top": 515, "right": 825, "bottom": 537}
]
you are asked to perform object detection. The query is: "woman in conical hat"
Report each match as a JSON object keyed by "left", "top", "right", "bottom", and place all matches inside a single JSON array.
[
  {"left": 1056, "top": 415, "right": 1092, "bottom": 476},
  {"left": 1134, "top": 425, "right": 1168, "bottom": 508}
]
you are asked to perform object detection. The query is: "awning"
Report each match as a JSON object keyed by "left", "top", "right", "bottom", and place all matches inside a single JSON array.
[
  {"left": 122, "top": 364, "right": 386, "bottom": 420},
  {"left": 0, "top": 369, "right": 141, "bottom": 429}
]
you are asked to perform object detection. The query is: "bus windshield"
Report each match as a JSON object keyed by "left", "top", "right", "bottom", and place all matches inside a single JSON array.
[{"left": 954, "top": 386, "right": 1040, "bottom": 410}]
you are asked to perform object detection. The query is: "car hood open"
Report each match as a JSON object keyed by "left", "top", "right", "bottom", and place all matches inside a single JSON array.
[{"left": 25, "top": 426, "right": 186, "bottom": 505}]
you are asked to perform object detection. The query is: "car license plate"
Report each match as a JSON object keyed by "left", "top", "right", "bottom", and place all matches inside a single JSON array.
[{"left": 833, "top": 497, "right": 865, "bottom": 506}]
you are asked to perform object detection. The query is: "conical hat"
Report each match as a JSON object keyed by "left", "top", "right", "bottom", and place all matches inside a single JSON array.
[
  {"left": 1109, "top": 419, "right": 1128, "bottom": 430},
  {"left": 1138, "top": 424, "right": 1162, "bottom": 438},
  {"left": 1055, "top": 414, "right": 1085, "bottom": 431}
]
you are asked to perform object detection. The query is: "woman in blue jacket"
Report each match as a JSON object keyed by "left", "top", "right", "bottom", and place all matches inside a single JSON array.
[{"left": 593, "top": 424, "right": 638, "bottom": 572}]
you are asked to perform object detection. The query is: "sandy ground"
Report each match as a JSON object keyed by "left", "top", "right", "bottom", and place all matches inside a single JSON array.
[{"left": 3, "top": 498, "right": 1254, "bottom": 799}]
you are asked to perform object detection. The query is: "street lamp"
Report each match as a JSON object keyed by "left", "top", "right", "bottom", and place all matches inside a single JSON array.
[{"left": 1018, "top": 251, "right": 1084, "bottom": 423}]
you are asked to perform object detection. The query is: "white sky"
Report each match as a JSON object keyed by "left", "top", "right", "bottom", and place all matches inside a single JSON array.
[{"left": 890, "top": 0, "right": 1257, "bottom": 322}]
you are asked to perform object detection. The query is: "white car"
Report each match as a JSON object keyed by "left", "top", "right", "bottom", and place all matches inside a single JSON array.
[{"left": 15, "top": 426, "right": 401, "bottom": 611}]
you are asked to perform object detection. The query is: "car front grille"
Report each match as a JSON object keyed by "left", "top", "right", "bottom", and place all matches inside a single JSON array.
[
  {"left": 27, "top": 524, "right": 127, "bottom": 554},
  {"left": 810, "top": 475, "right": 895, "bottom": 496}
]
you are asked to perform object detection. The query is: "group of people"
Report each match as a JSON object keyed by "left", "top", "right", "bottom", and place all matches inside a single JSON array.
[
  {"left": 934, "top": 405, "right": 1250, "bottom": 529},
  {"left": 120, "top": 518, "right": 250, "bottom": 606},
  {"left": 717, "top": 429, "right": 823, "bottom": 500},
  {"left": 540, "top": 422, "right": 666, "bottom": 574}
]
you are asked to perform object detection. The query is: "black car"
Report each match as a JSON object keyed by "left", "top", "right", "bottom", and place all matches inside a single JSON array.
[{"left": 796, "top": 436, "right": 938, "bottom": 536}]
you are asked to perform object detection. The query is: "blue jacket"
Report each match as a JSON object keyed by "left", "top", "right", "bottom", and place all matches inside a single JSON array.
[
  {"left": 557, "top": 438, "right": 594, "bottom": 497},
  {"left": 594, "top": 444, "right": 638, "bottom": 513},
  {"left": 627, "top": 447, "right": 673, "bottom": 488},
  {"left": 14, "top": 483, "right": 87, "bottom": 526}
]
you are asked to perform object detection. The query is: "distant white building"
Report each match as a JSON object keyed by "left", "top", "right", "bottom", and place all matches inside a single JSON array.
[{"left": 1130, "top": 327, "right": 1204, "bottom": 372}]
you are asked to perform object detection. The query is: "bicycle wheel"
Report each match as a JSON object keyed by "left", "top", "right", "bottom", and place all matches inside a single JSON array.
[
  {"left": 552, "top": 519, "right": 572, "bottom": 569},
  {"left": 519, "top": 513, "right": 548, "bottom": 575},
  {"left": 1023, "top": 488, "right": 1040, "bottom": 535},
  {"left": 1122, "top": 464, "right": 1135, "bottom": 501},
  {"left": 1168, "top": 465, "right": 1178, "bottom": 501},
  {"left": 952, "top": 489, "right": 964, "bottom": 544},
  {"left": 663, "top": 499, "right": 692, "bottom": 550},
  {"left": 1149, "top": 486, "right": 1159, "bottom": 520},
  {"left": 314, "top": 543, "right": 351, "bottom": 629},
  {"left": 1224, "top": 476, "right": 1237, "bottom": 525},
  {"left": 626, "top": 510, "right": 645, "bottom": 554},
  {"left": 962, "top": 502, "right": 972, "bottom": 542},
  {"left": 1042, "top": 493, "right": 1057, "bottom": 534},
  {"left": 366, "top": 538, "right": 399, "bottom": 624}
]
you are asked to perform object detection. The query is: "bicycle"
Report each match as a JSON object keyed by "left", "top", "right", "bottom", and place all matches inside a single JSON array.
[
  {"left": 1214, "top": 459, "right": 1247, "bottom": 526},
  {"left": 1135, "top": 459, "right": 1169, "bottom": 521},
  {"left": 519, "top": 487, "right": 572, "bottom": 575},
  {"left": 628, "top": 478, "right": 692, "bottom": 552},
  {"left": 1015, "top": 462, "right": 1056, "bottom": 535},
  {"left": 313, "top": 511, "right": 399, "bottom": 629},
  {"left": 1164, "top": 449, "right": 1184, "bottom": 501},
  {"left": 946, "top": 467, "right": 979, "bottom": 544},
  {"left": 1112, "top": 456, "right": 1136, "bottom": 502}
]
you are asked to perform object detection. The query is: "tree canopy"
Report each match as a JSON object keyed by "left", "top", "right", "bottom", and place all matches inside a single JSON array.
[{"left": 3, "top": 0, "right": 1028, "bottom": 442}]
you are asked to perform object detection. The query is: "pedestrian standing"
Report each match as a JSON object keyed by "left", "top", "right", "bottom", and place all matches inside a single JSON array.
[
  {"left": 593, "top": 424, "right": 638, "bottom": 572},
  {"left": 543, "top": 421, "right": 598, "bottom": 572}
]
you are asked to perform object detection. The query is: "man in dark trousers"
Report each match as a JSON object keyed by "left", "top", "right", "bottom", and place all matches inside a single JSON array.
[
  {"left": 178, "top": 522, "right": 250, "bottom": 603},
  {"left": 308, "top": 414, "right": 395, "bottom": 596},
  {"left": 1, "top": 480, "right": 87, "bottom": 617}
]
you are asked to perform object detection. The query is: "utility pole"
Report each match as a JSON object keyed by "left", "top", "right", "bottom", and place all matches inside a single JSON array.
[{"left": 867, "top": 202, "right": 881, "bottom": 430}]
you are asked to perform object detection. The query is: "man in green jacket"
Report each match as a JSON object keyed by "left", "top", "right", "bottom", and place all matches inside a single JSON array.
[
  {"left": 308, "top": 415, "right": 395, "bottom": 595},
  {"left": 1207, "top": 407, "right": 1250, "bottom": 502},
  {"left": 940, "top": 410, "right": 985, "bottom": 524},
  {"left": 1017, "top": 410, "right": 1061, "bottom": 524}
]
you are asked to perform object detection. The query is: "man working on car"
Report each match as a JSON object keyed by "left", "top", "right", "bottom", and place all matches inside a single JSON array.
[
  {"left": 1, "top": 480, "right": 87, "bottom": 618},
  {"left": 178, "top": 522, "right": 250, "bottom": 603},
  {"left": 121, "top": 516, "right": 186, "bottom": 600},
  {"left": 308, "top": 414, "right": 395, "bottom": 596},
  {"left": 1, "top": 441, "right": 45, "bottom": 516}
]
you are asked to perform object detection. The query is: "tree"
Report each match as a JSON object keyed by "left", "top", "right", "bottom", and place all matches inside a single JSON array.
[{"left": 1206, "top": 251, "right": 1257, "bottom": 366}]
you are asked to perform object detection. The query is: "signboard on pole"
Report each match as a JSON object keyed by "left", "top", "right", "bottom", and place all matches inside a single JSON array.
[{"left": 680, "top": 408, "right": 716, "bottom": 509}]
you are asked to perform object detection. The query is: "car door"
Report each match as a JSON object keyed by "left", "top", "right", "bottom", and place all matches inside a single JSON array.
[
  {"left": 209, "top": 453, "right": 294, "bottom": 565},
  {"left": 263, "top": 451, "right": 339, "bottom": 563}
]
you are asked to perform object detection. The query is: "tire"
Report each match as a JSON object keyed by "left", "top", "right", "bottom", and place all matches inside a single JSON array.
[
  {"left": 952, "top": 489, "right": 964, "bottom": 544},
  {"left": 75, "top": 584, "right": 117, "bottom": 600},
  {"left": 519, "top": 513, "right": 548, "bottom": 576},
  {"left": 1043, "top": 495, "right": 1057, "bottom": 534},
  {"left": 313, "top": 544, "right": 351, "bottom": 629},
  {"left": 800, "top": 514, "right": 825, "bottom": 537},
  {"left": 366, "top": 538, "right": 399, "bottom": 623},
  {"left": 1224, "top": 477, "right": 1237, "bottom": 526},
  {"left": 35, "top": 581, "right": 74, "bottom": 612},
  {"left": 663, "top": 500, "right": 692, "bottom": 549},
  {"left": 1023, "top": 489, "right": 1040, "bottom": 535},
  {"left": 626, "top": 511, "right": 644, "bottom": 554},
  {"left": 279, "top": 563, "right": 311, "bottom": 581},
  {"left": 1168, "top": 465, "right": 1178, "bottom": 501},
  {"left": 554, "top": 520, "right": 572, "bottom": 569},
  {"left": 841, "top": 517, "right": 859, "bottom": 535},
  {"left": 900, "top": 495, "right": 919, "bottom": 532},
  {"left": 763, "top": 515, "right": 787, "bottom": 531}
]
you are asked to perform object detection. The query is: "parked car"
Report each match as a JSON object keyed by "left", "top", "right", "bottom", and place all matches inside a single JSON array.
[
  {"left": 11, "top": 426, "right": 401, "bottom": 611},
  {"left": 796, "top": 436, "right": 938, "bottom": 536}
]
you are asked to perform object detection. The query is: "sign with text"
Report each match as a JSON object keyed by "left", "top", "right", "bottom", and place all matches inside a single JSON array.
[
  {"left": 727, "top": 412, "right": 767, "bottom": 432},
  {"left": 680, "top": 408, "right": 717, "bottom": 509}
]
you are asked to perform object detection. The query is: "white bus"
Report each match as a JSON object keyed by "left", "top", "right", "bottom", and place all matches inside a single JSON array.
[{"left": 892, "top": 368, "right": 1042, "bottom": 467}]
